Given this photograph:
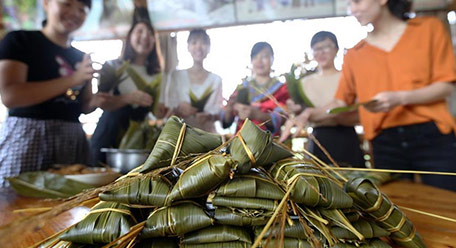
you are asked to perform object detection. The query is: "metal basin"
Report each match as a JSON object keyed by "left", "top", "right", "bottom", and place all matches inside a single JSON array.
[{"left": 101, "top": 148, "right": 149, "bottom": 174}]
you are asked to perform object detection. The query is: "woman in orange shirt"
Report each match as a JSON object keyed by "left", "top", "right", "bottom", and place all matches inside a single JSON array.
[{"left": 286, "top": 0, "right": 456, "bottom": 191}]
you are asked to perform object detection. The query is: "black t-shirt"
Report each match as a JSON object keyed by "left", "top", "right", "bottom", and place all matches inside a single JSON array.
[{"left": 0, "top": 30, "right": 87, "bottom": 122}]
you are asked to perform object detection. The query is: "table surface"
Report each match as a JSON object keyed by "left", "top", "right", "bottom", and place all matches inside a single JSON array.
[{"left": 0, "top": 181, "right": 455, "bottom": 248}]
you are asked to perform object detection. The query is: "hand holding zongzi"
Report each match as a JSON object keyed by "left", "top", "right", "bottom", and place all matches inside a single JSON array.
[
  {"left": 176, "top": 102, "right": 198, "bottom": 118},
  {"left": 122, "top": 90, "right": 153, "bottom": 107}
]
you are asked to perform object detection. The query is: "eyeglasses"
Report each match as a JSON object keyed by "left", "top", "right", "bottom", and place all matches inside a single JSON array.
[{"left": 312, "top": 44, "right": 336, "bottom": 54}]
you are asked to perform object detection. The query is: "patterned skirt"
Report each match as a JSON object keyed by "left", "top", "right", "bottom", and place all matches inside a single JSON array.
[{"left": 0, "top": 117, "right": 89, "bottom": 187}]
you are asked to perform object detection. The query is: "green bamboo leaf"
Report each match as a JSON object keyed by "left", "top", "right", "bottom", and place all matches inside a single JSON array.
[
  {"left": 253, "top": 219, "right": 308, "bottom": 239},
  {"left": 213, "top": 207, "right": 272, "bottom": 226},
  {"left": 141, "top": 202, "right": 212, "bottom": 238},
  {"left": 182, "top": 225, "right": 252, "bottom": 244},
  {"left": 190, "top": 85, "right": 214, "bottom": 112},
  {"left": 166, "top": 154, "right": 233, "bottom": 205},
  {"left": 140, "top": 116, "right": 222, "bottom": 173},
  {"left": 135, "top": 238, "right": 179, "bottom": 248},
  {"left": 230, "top": 120, "right": 292, "bottom": 173},
  {"left": 7, "top": 171, "right": 94, "bottom": 198},
  {"left": 345, "top": 178, "right": 426, "bottom": 248},
  {"left": 181, "top": 242, "right": 250, "bottom": 248},
  {"left": 99, "top": 175, "right": 172, "bottom": 206},
  {"left": 319, "top": 209, "right": 364, "bottom": 240},
  {"left": 330, "top": 219, "right": 390, "bottom": 240},
  {"left": 60, "top": 202, "right": 136, "bottom": 244}
]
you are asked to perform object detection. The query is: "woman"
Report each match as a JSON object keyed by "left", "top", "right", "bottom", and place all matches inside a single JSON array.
[
  {"left": 165, "top": 29, "right": 223, "bottom": 133},
  {"left": 221, "top": 42, "right": 289, "bottom": 135},
  {"left": 281, "top": 31, "right": 364, "bottom": 167},
  {"left": 289, "top": 0, "right": 456, "bottom": 191},
  {"left": 0, "top": 0, "right": 100, "bottom": 187},
  {"left": 90, "top": 20, "right": 163, "bottom": 165}
]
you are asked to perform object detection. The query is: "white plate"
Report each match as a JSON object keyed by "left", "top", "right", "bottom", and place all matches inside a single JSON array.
[{"left": 64, "top": 170, "right": 121, "bottom": 187}]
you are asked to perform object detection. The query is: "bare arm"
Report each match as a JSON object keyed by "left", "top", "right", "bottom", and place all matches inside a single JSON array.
[
  {"left": 366, "top": 82, "right": 454, "bottom": 112},
  {"left": 0, "top": 55, "right": 94, "bottom": 108}
]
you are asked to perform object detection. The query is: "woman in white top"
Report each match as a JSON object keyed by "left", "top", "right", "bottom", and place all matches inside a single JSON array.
[
  {"left": 281, "top": 31, "right": 364, "bottom": 167},
  {"left": 165, "top": 29, "right": 223, "bottom": 132}
]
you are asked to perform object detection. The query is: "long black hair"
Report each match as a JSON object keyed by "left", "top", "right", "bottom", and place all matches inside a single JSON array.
[
  {"left": 122, "top": 21, "right": 162, "bottom": 75},
  {"left": 387, "top": 0, "right": 412, "bottom": 20}
]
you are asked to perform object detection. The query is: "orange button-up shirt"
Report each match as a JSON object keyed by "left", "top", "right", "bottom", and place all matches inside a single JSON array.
[{"left": 335, "top": 17, "right": 456, "bottom": 140}]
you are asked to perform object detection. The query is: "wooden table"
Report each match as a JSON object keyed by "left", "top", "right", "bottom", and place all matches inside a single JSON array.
[{"left": 0, "top": 181, "right": 455, "bottom": 248}]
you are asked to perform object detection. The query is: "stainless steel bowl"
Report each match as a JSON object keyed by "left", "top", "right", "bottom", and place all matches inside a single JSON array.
[{"left": 101, "top": 148, "right": 149, "bottom": 174}]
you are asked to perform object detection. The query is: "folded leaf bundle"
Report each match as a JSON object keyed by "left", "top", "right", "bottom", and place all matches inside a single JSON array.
[
  {"left": 270, "top": 160, "right": 353, "bottom": 209},
  {"left": 166, "top": 154, "right": 233, "bottom": 205},
  {"left": 253, "top": 219, "right": 308, "bottom": 239},
  {"left": 119, "top": 120, "right": 162, "bottom": 150},
  {"left": 7, "top": 171, "right": 94, "bottom": 198},
  {"left": 126, "top": 67, "right": 162, "bottom": 113},
  {"left": 181, "top": 242, "right": 250, "bottom": 248},
  {"left": 330, "top": 219, "right": 390, "bottom": 240},
  {"left": 98, "top": 60, "right": 129, "bottom": 92},
  {"left": 60, "top": 201, "right": 137, "bottom": 244},
  {"left": 213, "top": 207, "right": 272, "bottom": 226},
  {"left": 190, "top": 85, "right": 214, "bottom": 112},
  {"left": 119, "top": 120, "right": 144, "bottom": 150},
  {"left": 259, "top": 238, "right": 313, "bottom": 248},
  {"left": 182, "top": 225, "right": 251, "bottom": 245},
  {"left": 99, "top": 175, "right": 172, "bottom": 207},
  {"left": 284, "top": 64, "right": 314, "bottom": 108},
  {"left": 141, "top": 202, "right": 212, "bottom": 238},
  {"left": 345, "top": 178, "right": 426, "bottom": 248},
  {"left": 134, "top": 238, "right": 179, "bottom": 248},
  {"left": 230, "top": 120, "right": 292, "bottom": 173},
  {"left": 235, "top": 87, "right": 250, "bottom": 105},
  {"left": 212, "top": 173, "right": 284, "bottom": 211},
  {"left": 332, "top": 238, "right": 392, "bottom": 248},
  {"left": 140, "top": 116, "right": 223, "bottom": 172}
]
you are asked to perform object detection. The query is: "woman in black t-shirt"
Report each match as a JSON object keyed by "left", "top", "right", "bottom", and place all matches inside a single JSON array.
[{"left": 0, "top": 0, "right": 104, "bottom": 187}]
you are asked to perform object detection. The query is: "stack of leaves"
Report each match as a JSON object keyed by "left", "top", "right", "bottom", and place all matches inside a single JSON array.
[
  {"left": 345, "top": 178, "right": 426, "bottom": 248},
  {"left": 25, "top": 118, "right": 427, "bottom": 248},
  {"left": 190, "top": 85, "right": 214, "bottom": 112},
  {"left": 230, "top": 120, "right": 292, "bottom": 173},
  {"left": 60, "top": 201, "right": 137, "bottom": 245},
  {"left": 140, "top": 116, "right": 223, "bottom": 173},
  {"left": 212, "top": 172, "right": 284, "bottom": 226},
  {"left": 181, "top": 225, "right": 252, "bottom": 248},
  {"left": 119, "top": 119, "right": 162, "bottom": 150},
  {"left": 7, "top": 171, "right": 94, "bottom": 198}
]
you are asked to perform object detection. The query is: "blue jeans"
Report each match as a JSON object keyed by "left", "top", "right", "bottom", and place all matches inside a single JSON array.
[{"left": 372, "top": 122, "right": 456, "bottom": 191}]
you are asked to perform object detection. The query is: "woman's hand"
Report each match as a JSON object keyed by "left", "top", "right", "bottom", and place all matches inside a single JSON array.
[
  {"left": 286, "top": 99, "right": 302, "bottom": 114},
  {"left": 176, "top": 102, "right": 198, "bottom": 118},
  {"left": 279, "top": 108, "right": 313, "bottom": 142},
  {"left": 89, "top": 92, "right": 115, "bottom": 110},
  {"left": 365, "top": 91, "right": 405, "bottom": 112},
  {"left": 195, "top": 112, "right": 214, "bottom": 122},
  {"left": 233, "top": 103, "right": 251, "bottom": 120},
  {"left": 70, "top": 54, "right": 95, "bottom": 86},
  {"left": 123, "top": 90, "right": 153, "bottom": 107}
]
